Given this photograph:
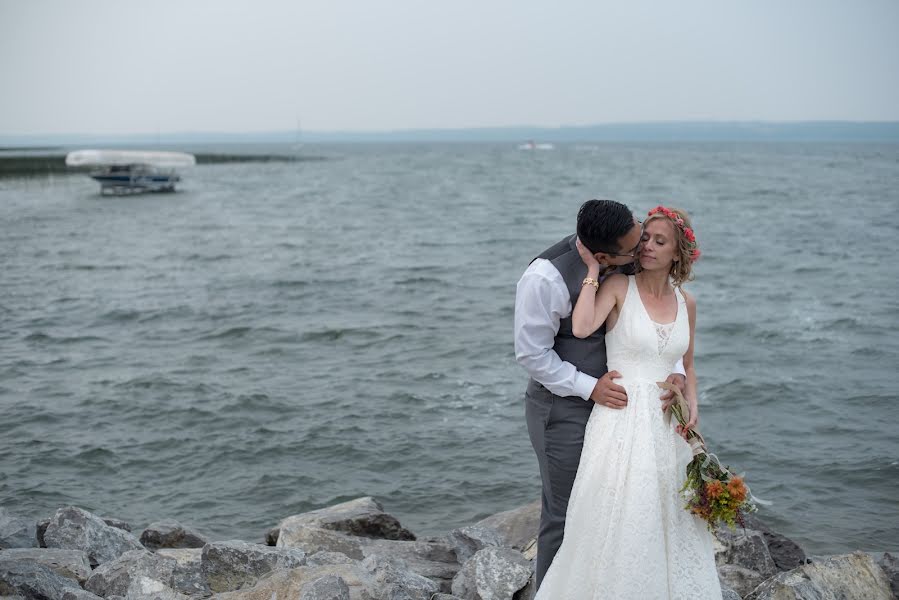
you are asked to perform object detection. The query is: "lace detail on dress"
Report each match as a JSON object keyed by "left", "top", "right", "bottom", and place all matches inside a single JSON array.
[{"left": 655, "top": 320, "right": 676, "bottom": 354}]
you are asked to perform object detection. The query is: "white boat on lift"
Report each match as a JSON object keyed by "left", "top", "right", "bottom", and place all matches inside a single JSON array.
[{"left": 65, "top": 150, "right": 196, "bottom": 195}]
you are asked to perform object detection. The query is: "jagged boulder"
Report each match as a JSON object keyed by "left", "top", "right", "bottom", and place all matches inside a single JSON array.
[
  {"left": 267, "top": 497, "right": 415, "bottom": 546},
  {"left": 43, "top": 507, "right": 144, "bottom": 566},
  {"left": 745, "top": 551, "right": 893, "bottom": 600},
  {"left": 85, "top": 549, "right": 177, "bottom": 598},
  {"left": 714, "top": 525, "right": 778, "bottom": 596},
  {"left": 0, "top": 509, "right": 36, "bottom": 550},
  {"left": 213, "top": 564, "right": 370, "bottom": 600},
  {"left": 299, "top": 573, "right": 351, "bottom": 600},
  {"left": 471, "top": 501, "right": 540, "bottom": 553},
  {"left": 451, "top": 547, "right": 531, "bottom": 600},
  {"left": 123, "top": 575, "right": 189, "bottom": 600},
  {"left": 0, "top": 558, "right": 102, "bottom": 599},
  {"left": 362, "top": 555, "right": 440, "bottom": 600},
  {"left": 201, "top": 540, "right": 306, "bottom": 593},
  {"left": 741, "top": 514, "right": 807, "bottom": 571},
  {"left": 718, "top": 564, "right": 768, "bottom": 598},
  {"left": 155, "top": 547, "right": 209, "bottom": 596},
  {"left": 447, "top": 525, "right": 506, "bottom": 565},
  {"left": 362, "top": 539, "right": 459, "bottom": 592},
  {"left": 277, "top": 525, "right": 366, "bottom": 558},
  {"left": 0, "top": 548, "right": 92, "bottom": 584},
  {"left": 139, "top": 521, "right": 209, "bottom": 551}
]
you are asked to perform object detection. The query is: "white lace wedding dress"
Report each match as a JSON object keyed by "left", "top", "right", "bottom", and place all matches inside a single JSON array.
[{"left": 535, "top": 275, "right": 722, "bottom": 600}]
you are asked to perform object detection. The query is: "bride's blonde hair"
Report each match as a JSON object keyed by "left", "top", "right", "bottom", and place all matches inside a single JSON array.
[{"left": 640, "top": 206, "right": 700, "bottom": 288}]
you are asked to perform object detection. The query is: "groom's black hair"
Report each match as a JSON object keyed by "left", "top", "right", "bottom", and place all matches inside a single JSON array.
[{"left": 577, "top": 199, "right": 635, "bottom": 254}]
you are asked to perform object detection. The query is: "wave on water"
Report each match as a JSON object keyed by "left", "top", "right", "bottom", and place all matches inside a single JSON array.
[
  {"left": 271, "top": 279, "right": 310, "bottom": 288},
  {"left": 300, "top": 327, "right": 385, "bottom": 342},
  {"left": 23, "top": 332, "right": 108, "bottom": 344},
  {"left": 111, "top": 375, "right": 216, "bottom": 394},
  {"left": 48, "top": 263, "right": 130, "bottom": 271}
]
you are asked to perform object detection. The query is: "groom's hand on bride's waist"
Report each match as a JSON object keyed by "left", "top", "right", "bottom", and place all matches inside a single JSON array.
[
  {"left": 659, "top": 374, "right": 686, "bottom": 411},
  {"left": 591, "top": 371, "right": 627, "bottom": 409}
]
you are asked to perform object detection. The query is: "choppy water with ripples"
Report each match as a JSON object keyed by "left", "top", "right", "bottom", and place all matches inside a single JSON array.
[{"left": 1, "top": 142, "right": 897, "bottom": 554}]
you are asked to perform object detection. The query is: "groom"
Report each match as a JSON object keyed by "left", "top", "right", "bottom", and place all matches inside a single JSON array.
[{"left": 514, "top": 199, "right": 686, "bottom": 588}]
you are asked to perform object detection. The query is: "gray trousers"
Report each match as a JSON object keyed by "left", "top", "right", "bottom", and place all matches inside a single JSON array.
[{"left": 525, "top": 379, "right": 594, "bottom": 589}]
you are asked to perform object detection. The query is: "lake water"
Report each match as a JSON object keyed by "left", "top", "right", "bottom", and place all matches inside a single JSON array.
[{"left": 1, "top": 141, "right": 897, "bottom": 554}]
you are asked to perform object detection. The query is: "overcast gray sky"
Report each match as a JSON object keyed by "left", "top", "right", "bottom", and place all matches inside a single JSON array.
[{"left": 1, "top": 0, "right": 897, "bottom": 135}]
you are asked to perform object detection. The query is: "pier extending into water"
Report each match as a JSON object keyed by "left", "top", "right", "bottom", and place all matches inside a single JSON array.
[{"left": 0, "top": 149, "right": 327, "bottom": 177}]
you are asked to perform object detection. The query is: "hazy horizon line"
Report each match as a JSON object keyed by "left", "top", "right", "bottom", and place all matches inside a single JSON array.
[{"left": 3, "top": 120, "right": 899, "bottom": 146}]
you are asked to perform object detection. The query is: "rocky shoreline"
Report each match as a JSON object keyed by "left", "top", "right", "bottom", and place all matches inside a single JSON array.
[{"left": 1, "top": 499, "right": 895, "bottom": 600}]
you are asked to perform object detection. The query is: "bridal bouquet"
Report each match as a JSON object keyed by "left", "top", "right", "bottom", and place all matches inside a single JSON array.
[{"left": 658, "top": 383, "right": 764, "bottom": 530}]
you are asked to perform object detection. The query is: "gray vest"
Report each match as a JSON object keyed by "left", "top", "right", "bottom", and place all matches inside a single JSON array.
[{"left": 526, "top": 234, "right": 612, "bottom": 400}]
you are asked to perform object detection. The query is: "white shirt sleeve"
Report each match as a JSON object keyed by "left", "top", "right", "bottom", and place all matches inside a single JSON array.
[{"left": 514, "top": 259, "right": 598, "bottom": 401}]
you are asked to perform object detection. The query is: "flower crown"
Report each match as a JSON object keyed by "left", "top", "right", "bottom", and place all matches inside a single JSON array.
[{"left": 647, "top": 206, "right": 701, "bottom": 262}]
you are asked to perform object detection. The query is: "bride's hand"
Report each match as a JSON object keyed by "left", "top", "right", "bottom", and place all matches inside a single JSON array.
[
  {"left": 576, "top": 237, "right": 601, "bottom": 271},
  {"left": 676, "top": 404, "right": 699, "bottom": 441}
]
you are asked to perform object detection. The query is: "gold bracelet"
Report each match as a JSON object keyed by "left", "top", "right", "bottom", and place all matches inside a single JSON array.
[{"left": 582, "top": 277, "right": 599, "bottom": 290}]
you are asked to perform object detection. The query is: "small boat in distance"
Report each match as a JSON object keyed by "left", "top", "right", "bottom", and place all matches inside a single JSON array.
[
  {"left": 65, "top": 150, "right": 196, "bottom": 195},
  {"left": 518, "top": 140, "right": 555, "bottom": 151}
]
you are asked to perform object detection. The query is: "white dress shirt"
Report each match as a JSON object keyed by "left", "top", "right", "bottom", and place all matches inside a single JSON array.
[{"left": 514, "top": 258, "right": 686, "bottom": 401}]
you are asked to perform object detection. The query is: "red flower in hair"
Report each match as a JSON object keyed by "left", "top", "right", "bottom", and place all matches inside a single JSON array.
[{"left": 684, "top": 228, "right": 696, "bottom": 242}]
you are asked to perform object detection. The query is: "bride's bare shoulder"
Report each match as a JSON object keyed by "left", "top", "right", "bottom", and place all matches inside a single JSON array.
[
  {"left": 680, "top": 289, "right": 697, "bottom": 320},
  {"left": 602, "top": 273, "right": 629, "bottom": 288},
  {"left": 603, "top": 273, "right": 630, "bottom": 295}
]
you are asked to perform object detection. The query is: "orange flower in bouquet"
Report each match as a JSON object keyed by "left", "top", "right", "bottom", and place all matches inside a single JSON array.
[{"left": 658, "top": 382, "right": 765, "bottom": 530}]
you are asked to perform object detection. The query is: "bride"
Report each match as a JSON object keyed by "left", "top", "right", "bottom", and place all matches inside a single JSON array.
[{"left": 534, "top": 206, "right": 722, "bottom": 600}]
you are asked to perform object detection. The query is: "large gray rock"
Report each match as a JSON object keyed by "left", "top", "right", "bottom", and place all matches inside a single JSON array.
[
  {"left": 714, "top": 525, "right": 778, "bottom": 577},
  {"left": 472, "top": 501, "right": 540, "bottom": 553},
  {"left": 447, "top": 526, "right": 506, "bottom": 565},
  {"left": 714, "top": 525, "right": 778, "bottom": 596},
  {"left": 155, "top": 548, "right": 202, "bottom": 566},
  {"left": 451, "top": 547, "right": 531, "bottom": 600},
  {"left": 745, "top": 551, "right": 893, "bottom": 600},
  {"left": 0, "top": 548, "right": 92, "bottom": 584},
  {"left": 0, "top": 559, "right": 102, "bottom": 600},
  {"left": 717, "top": 564, "right": 768, "bottom": 598},
  {"left": 267, "top": 497, "right": 415, "bottom": 546},
  {"left": 201, "top": 539, "right": 307, "bottom": 593},
  {"left": 300, "top": 573, "right": 351, "bottom": 600},
  {"left": 214, "top": 564, "right": 371, "bottom": 600},
  {"left": 0, "top": 510, "right": 36, "bottom": 550},
  {"left": 123, "top": 575, "right": 189, "bottom": 600},
  {"left": 362, "top": 539, "right": 459, "bottom": 591},
  {"left": 85, "top": 549, "right": 177, "bottom": 598},
  {"left": 278, "top": 525, "right": 365, "bottom": 559},
  {"left": 741, "top": 515, "right": 808, "bottom": 571},
  {"left": 155, "top": 548, "right": 209, "bottom": 597},
  {"left": 44, "top": 507, "right": 145, "bottom": 566},
  {"left": 140, "top": 521, "right": 209, "bottom": 551},
  {"left": 279, "top": 526, "right": 459, "bottom": 589},
  {"left": 39, "top": 514, "right": 134, "bottom": 547},
  {"left": 362, "top": 555, "right": 440, "bottom": 600}
]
